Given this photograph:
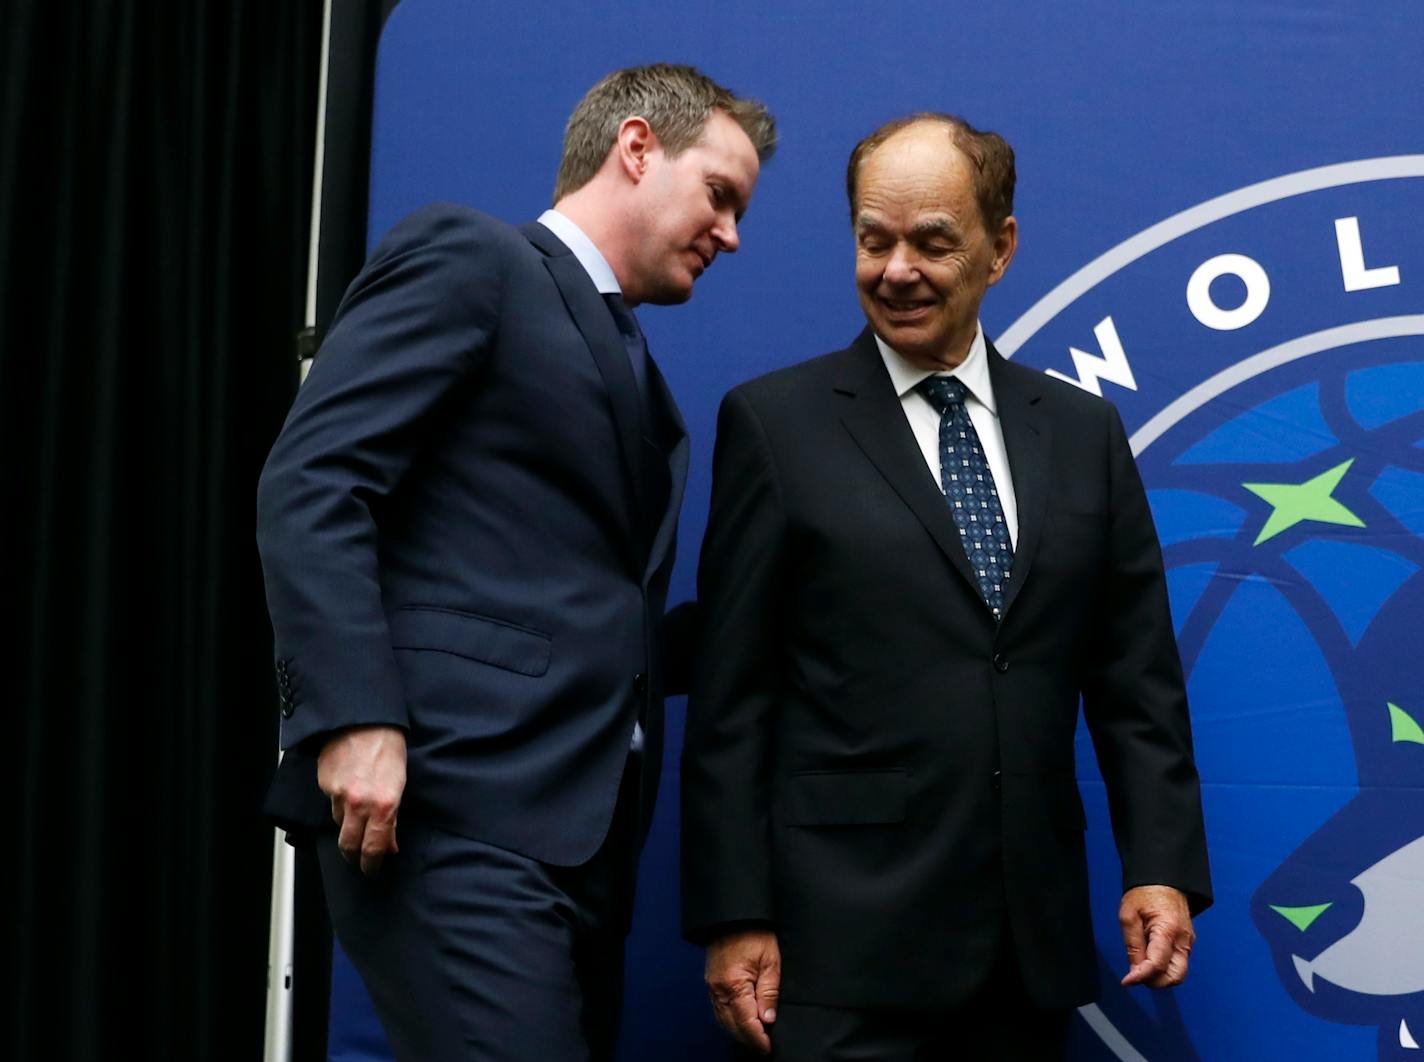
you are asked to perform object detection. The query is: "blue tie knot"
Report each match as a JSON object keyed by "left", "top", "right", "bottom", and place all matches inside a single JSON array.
[
  {"left": 603, "top": 292, "right": 643, "bottom": 340},
  {"left": 917, "top": 375, "right": 968, "bottom": 413}
]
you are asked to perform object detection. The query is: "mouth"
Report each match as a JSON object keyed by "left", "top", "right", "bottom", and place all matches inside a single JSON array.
[{"left": 877, "top": 295, "right": 935, "bottom": 320}]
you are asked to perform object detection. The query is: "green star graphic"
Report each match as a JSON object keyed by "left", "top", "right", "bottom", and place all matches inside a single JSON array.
[{"left": 1242, "top": 459, "right": 1366, "bottom": 546}]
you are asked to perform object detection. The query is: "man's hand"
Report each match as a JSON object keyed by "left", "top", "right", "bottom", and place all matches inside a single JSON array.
[
  {"left": 705, "top": 928, "right": 781, "bottom": 1054},
  {"left": 1119, "top": 884, "right": 1194, "bottom": 988},
  {"left": 317, "top": 724, "right": 407, "bottom": 876}
]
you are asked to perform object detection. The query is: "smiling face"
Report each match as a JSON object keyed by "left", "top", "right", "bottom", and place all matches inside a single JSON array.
[
  {"left": 618, "top": 110, "right": 761, "bottom": 307},
  {"left": 853, "top": 122, "right": 1017, "bottom": 370}
]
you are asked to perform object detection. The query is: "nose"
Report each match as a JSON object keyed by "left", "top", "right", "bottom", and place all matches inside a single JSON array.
[
  {"left": 712, "top": 209, "right": 740, "bottom": 254},
  {"left": 882, "top": 243, "right": 918, "bottom": 284}
]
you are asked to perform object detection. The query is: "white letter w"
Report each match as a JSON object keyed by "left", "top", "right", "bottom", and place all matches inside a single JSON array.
[{"left": 1044, "top": 316, "right": 1138, "bottom": 396}]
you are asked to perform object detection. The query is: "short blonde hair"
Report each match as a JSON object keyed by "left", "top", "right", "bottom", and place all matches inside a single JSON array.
[{"left": 554, "top": 63, "right": 776, "bottom": 203}]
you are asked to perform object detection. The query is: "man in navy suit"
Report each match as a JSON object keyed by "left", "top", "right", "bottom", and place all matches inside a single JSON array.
[
  {"left": 257, "top": 64, "right": 774, "bottom": 1061},
  {"left": 682, "top": 113, "right": 1210, "bottom": 1060}
]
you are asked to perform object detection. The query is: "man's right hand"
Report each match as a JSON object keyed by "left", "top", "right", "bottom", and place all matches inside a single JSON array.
[
  {"left": 705, "top": 927, "right": 781, "bottom": 1055},
  {"left": 317, "top": 724, "right": 407, "bottom": 876}
]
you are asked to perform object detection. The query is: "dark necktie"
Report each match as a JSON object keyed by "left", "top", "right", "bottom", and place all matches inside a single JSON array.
[
  {"left": 917, "top": 376, "right": 1015, "bottom": 619},
  {"left": 603, "top": 292, "right": 652, "bottom": 406}
]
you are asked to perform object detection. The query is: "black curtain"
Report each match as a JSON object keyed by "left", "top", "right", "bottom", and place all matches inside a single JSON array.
[{"left": 4, "top": 3, "right": 320, "bottom": 1059}]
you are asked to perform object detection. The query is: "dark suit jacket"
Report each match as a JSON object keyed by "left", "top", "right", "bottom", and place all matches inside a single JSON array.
[
  {"left": 257, "top": 203, "right": 691, "bottom": 866},
  {"left": 681, "top": 329, "right": 1211, "bottom": 1009}
]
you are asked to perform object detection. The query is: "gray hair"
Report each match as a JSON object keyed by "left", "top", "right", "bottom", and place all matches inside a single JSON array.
[{"left": 846, "top": 112, "right": 1015, "bottom": 232}]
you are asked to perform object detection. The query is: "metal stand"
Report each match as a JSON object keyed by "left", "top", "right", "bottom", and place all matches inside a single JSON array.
[{"left": 262, "top": 1, "right": 332, "bottom": 1058}]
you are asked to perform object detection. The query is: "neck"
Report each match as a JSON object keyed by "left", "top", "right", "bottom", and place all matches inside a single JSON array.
[
  {"left": 904, "top": 333, "right": 974, "bottom": 373},
  {"left": 553, "top": 187, "right": 637, "bottom": 302}
]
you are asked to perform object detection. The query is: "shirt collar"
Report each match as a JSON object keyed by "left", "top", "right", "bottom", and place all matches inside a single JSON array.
[
  {"left": 874, "top": 322, "right": 997, "bottom": 416},
  {"left": 537, "top": 209, "right": 621, "bottom": 294}
]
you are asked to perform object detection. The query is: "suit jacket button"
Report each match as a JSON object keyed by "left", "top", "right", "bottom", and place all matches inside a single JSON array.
[
  {"left": 632, "top": 672, "right": 648, "bottom": 696},
  {"left": 991, "top": 770, "right": 1002, "bottom": 791},
  {"left": 993, "top": 653, "right": 1009, "bottom": 673}
]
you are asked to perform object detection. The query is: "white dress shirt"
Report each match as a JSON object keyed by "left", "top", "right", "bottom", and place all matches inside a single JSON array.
[
  {"left": 874, "top": 323, "right": 1019, "bottom": 549},
  {"left": 537, "top": 209, "right": 621, "bottom": 294},
  {"left": 538, "top": 209, "right": 646, "bottom": 752}
]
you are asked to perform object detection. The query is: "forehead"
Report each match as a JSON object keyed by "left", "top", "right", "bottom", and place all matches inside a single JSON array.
[
  {"left": 691, "top": 111, "right": 759, "bottom": 179},
  {"left": 856, "top": 126, "right": 977, "bottom": 224}
]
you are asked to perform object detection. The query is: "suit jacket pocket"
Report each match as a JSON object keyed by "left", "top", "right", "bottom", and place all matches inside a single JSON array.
[
  {"left": 784, "top": 767, "right": 908, "bottom": 826},
  {"left": 388, "top": 606, "right": 551, "bottom": 677}
]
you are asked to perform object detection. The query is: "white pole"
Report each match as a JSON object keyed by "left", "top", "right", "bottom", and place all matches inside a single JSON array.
[
  {"left": 263, "top": 1, "right": 333, "bottom": 1059},
  {"left": 299, "top": 0, "right": 334, "bottom": 384},
  {"left": 262, "top": 808, "right": 299, "bottom": 1062}
]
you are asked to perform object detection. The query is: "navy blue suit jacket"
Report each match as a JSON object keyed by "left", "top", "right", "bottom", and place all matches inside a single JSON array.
[{"left": 258, "top": 204, "right": 689, "bottom": 865}]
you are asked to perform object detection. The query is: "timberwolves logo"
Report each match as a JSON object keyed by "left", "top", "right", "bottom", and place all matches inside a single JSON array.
[{"left": 1002, "top": 157, "right": 1424, "bottom": 1061}]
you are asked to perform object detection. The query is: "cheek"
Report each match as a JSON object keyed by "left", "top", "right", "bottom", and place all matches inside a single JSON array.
[{"left": 932, "top": 261, "right": 972, "bottom": 296}]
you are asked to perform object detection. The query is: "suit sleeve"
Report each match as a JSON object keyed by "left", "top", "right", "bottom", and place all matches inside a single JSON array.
[
  {"left": 1081, "top": 404, "right": 1213, "bottom": 914},
  {"left": 681, "top": 388, "right": 787, "bottom": 942},
  {"left": 256, "top": 206, "right": 504, "bottom": 750}
]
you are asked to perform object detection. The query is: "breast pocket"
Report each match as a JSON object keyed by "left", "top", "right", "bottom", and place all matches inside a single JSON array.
[{"left": 388, "top": 606, "right": 550, "bottom": 677}]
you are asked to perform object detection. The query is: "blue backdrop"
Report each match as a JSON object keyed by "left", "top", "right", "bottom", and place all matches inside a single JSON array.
[{"left": 328, "top": 2, "right": 1424, "bottom": 1058}]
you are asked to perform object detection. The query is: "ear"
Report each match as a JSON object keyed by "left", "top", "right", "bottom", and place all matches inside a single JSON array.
[
  {"left": 615, "top": 116, "right": 656, "bottom": 184},
  {"left": 986, "top": 215, "right": 1018, "bottom": 287}
]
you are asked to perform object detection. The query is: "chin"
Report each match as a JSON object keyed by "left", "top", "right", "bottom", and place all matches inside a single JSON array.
[
  {"left": 878, "top": 327, "right": 940, "bottom": 367},
  {"left": 642, "top": 279, "right": 696, "bottom": 306},
  {"left": 877, "top": 321, "right": 924, "bottom": 348}
]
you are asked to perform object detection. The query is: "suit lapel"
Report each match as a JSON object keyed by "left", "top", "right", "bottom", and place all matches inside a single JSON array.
[
  {"left": 986, "top": 342, "right": 1050, "bottom": 618},
  {"left": 643, "top": 358, "right": 689, "bottom": 587},
  {"left": 522, "top": 222, "right": 654, "bottom": 557},
  {"left": 833, "top": 330, "right": 983, "bottom": 599}
]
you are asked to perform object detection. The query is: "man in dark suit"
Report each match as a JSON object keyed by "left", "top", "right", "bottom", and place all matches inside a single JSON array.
[
  {"left": 257, "top": 64, "right": 774, "bottom": 1061},
  {"left": 682, "top": 113, "right": 1211, "bottom": 1060}
]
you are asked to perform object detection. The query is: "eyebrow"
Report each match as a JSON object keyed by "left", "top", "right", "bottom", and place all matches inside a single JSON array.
[
  {"left": 909, "top": 218, "right": 959, "bottom": 240},
  {"left": 855, "top": 214, "right": 960, "bottom": 239}
]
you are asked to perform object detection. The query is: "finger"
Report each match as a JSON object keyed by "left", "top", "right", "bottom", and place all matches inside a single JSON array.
[
  {"left": 336, "top": 805, "right": 367, "bottom": 865},
  {"left": 1137, "top": 923, "right": 1192, "bottom": 987},
  {"left": 733, "top": 1002, "right": 771, "bottom": 1054},
  {"left": 709, "top": 994, "right": 736, "bottom": 1037},
  {"left": 755, "top": 960, "right": 781, "bottom": 1025},
  {"left": 718, "top": 984, "right": 769, "bottom": 1054},
  {"left": 1119, "top": 911, "right": 1150, "bottom": 986},
  {"left": 1143, "top": 921, "right": 1175, "bottom": 977},
  {"left": 1121, "top": 960, "right": 1156, "bottom": 986},
  {"left": 1155, "top": 939, "right": 1192, "bottom": 987},
  {"left": 360, "top": 816, "right": 398, "bottom": 877}
]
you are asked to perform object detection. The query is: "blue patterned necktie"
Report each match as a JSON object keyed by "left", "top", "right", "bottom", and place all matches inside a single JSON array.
[{"left": 917, "top": 376, "right": 1014, "bottom": 619}]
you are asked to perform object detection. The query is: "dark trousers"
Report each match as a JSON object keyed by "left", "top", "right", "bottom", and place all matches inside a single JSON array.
[
  {"left": 317, "top": 754, "right": 642, "bottom": 1062},
  {"left": 765, "top": 943, "right": 1073, "bottom": 1062}
]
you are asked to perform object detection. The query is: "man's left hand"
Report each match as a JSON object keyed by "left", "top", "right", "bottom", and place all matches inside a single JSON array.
[{"left": 1119, "top": 884, "right": 1194, "bottom": 988}]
